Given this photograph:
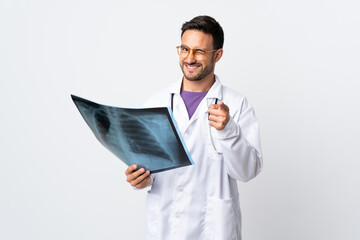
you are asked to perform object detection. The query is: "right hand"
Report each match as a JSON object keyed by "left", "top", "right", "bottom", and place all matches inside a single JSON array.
[{"left": 125, "top": 165, "right": 151, "bottom": 189}]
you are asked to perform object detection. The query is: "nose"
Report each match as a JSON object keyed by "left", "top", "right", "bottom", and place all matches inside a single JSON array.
[{"left": 185, "top": 49, "right": 196, "bottom": 63}]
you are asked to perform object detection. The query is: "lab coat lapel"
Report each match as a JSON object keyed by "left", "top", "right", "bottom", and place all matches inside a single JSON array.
[
  {"left": 188, "top": 99, "right": 208, "bottom": 124},
  {"left": 168, "top": 80, "right": 189, "bottom": 133},
  {"left": 173, "top": 95, "right": 190, "bottom": 133}
]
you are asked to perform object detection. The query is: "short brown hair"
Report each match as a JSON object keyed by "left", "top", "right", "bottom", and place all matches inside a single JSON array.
[{"left": 181, "top": 15, "right": 224, "bottom": 49}]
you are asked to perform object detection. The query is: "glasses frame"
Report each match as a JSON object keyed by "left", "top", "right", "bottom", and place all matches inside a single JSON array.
[{"left": 176, "top": 45, "right": 218, "bottom": 60}]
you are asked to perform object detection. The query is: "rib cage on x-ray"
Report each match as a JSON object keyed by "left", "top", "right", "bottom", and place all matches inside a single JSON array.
[
  {"left": 72, "top": 95, "right": 193, "bottom": 173},
  {"left": 108, "top": 109, "right": 172, "bottom": 161}
]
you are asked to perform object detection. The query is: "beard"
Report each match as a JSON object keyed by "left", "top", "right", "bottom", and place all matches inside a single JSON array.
[{"left": 180, "top": 58, "right": 215, "bottom": 81}]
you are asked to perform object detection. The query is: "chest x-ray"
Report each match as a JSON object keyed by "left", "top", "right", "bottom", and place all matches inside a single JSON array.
[{"left": 71, "top": 95, "right": 193, "bottom": 173}]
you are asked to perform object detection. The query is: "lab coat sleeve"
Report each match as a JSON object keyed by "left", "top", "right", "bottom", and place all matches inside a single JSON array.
[{"left": 215, "top": 98, "right": 263, "bottom": 182}]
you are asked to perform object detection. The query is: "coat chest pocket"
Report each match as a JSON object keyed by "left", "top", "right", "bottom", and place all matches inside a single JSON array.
[{"left": 204, "top": 197, "right": 239, "bottom": 240}]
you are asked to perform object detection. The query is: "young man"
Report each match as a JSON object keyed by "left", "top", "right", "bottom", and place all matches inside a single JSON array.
[{"left": 125, "top": 15, "right": 263, "bottom": 240}]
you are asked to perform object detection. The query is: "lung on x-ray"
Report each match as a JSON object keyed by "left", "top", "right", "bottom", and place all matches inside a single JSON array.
[{"left": 71, "top": 95, "right": 194, "bottom": 173}]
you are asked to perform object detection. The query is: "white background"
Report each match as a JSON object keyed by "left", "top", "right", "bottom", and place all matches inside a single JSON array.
[{"left": 1, "top": 0, "right": 359, "bottom": 239}]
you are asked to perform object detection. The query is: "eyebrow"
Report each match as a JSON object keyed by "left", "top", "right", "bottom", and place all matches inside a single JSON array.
[{"left": 180, "top": 45, "right": 206, "bottom": 51}]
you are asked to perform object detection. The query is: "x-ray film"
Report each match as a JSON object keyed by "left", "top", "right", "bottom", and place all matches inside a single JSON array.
[{"left": 71, "top": 95, "right": 194, "bottom": 173}]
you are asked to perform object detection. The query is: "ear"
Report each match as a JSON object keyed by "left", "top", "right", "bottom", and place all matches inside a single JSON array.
[{"left": 214, "top": 48, "right": 223, "bottom": 62}]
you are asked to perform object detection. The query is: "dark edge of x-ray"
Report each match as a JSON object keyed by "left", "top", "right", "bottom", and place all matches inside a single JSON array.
[{"left": 71, "top": 94, "right": 194, "bottom": 173}]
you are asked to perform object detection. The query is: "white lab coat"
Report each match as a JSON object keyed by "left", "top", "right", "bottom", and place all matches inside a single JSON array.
[{"left": 143, "top": 76, "right": 263, "bottom": 240}]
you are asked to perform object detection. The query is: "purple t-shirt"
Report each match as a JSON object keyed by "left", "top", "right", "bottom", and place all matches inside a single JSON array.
[{"left": 180, "top": 90, "right": 208, "bottom": 119}]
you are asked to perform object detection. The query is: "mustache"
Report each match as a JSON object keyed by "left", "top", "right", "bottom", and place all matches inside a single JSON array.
[{"left": 183, "top": 62, "right": 201, "bottom": 66}]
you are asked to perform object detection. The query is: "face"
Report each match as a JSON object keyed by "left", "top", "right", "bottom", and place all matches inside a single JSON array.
[{"left": 179, "top": 30, "right": 221, "bottom": 82}]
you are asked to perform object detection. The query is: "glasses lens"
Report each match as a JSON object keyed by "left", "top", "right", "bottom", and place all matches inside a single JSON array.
[
  {"left": 178, "top": 46, "right": 188, "bottom": 58},
  {"left": 194, "top": 50, "right": 207, "bottom": 60},
  {"left": 177, "top": 46, "right": 212, "bottom": 60}
]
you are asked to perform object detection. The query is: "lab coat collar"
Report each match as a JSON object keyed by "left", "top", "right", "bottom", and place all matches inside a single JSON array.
[
  {"left": 206, "top": 75, "right": 223, "bottom": 101},
  {"left": 169, "top": 75, "right": 223, "bottom": 101}
]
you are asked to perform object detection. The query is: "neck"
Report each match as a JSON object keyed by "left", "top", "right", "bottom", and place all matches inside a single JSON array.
[{"left": 182, "top": 73, "right": 215, "bottom": 92}]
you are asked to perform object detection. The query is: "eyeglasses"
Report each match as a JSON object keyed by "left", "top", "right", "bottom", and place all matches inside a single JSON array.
[{"left": 176, "top": 45, "right": 218, "bottom": 60}]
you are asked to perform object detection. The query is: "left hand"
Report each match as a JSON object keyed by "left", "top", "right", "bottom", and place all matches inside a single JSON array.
[{"left": 207, "top": 101, "right": 230, "bottom": 130}]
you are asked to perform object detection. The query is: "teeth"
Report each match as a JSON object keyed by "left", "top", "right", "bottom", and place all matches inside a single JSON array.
[{"left": 187, "top": 65, "right": 198, "bottom": 69}]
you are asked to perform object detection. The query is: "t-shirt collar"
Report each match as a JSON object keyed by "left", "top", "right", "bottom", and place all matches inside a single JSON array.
[{"left": 169, "top": 75, "right": 223, "bottom": 100}]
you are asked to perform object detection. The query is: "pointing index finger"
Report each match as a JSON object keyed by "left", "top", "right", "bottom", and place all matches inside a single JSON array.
[
  {"left": 219, "top": 101, "right": 229, "bottom": 112},
  {"left": 218, "top": 101, "right": 225, "bottom": 109}
]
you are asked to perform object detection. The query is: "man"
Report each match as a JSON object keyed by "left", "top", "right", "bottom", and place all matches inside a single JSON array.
[{"left": 125, "top": 15, "right": 263, "bottom": 240}]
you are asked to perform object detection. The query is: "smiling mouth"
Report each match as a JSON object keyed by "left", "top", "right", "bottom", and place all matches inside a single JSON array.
[{"left": 185, "top": 64, "right": 200, "bottom": 70}]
